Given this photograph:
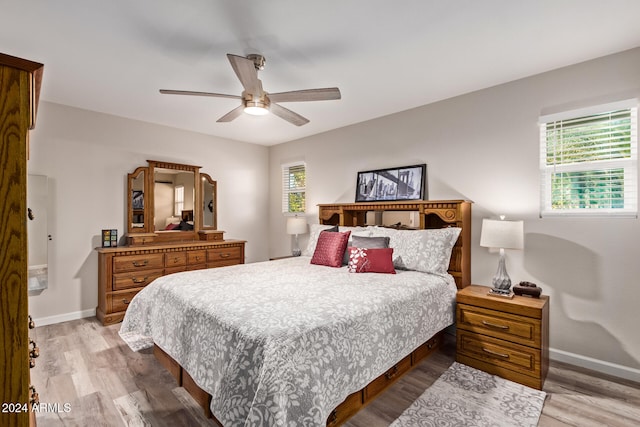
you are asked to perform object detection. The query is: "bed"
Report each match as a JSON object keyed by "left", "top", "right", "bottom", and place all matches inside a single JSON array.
[{"left": 119, "top": 200, "right": 471, "bottom": 426}]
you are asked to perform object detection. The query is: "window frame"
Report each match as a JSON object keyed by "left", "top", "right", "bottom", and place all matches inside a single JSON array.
[
  {"left": 281, "top": 161, "right": 306, "bottom": 215},
  {"left": 539, "top": 100, "right": 638, "bottom": 218}
]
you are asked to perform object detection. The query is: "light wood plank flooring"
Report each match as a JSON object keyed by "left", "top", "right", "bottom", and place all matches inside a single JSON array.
[{"left": 29, "top": 317, "right": 640, "bottom": 426}]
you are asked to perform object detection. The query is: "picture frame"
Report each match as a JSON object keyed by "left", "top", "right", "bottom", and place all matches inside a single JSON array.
[
  {"left": 102, "top": 229, "right": 118, "bottom": 248},
  {"left": 355, "top": 164, "right": 427, "bottom": 202},
  {"left": 132, "top": 190, "right": 144, "bottom": 210}
]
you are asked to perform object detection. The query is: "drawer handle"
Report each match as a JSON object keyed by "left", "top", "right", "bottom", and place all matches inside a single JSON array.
[
  {"left": 219, "top": 253, "right": 230, "bottom": 258},
  {"left": 132, "top": 260, "right": 149, "bottom": 267},
  {"left": 122, "top": 298, "right": 131, "bottom": 305},
  {"left": 195, "top": 256, "right": 201, "bottom": 261},
  {"left": 385, "top": 364, "right": 399, "bottom": 379},
  {"left": 30, "top": 385, "right": 39, "bottom": 406},
  {"left": 173, "top": 257, "right": 180, "bottom": 264},
  {"left": 482, "top": 347, "right": 510, "bottom": 359},
  {"left": 29, "top": 339, "right": 40, "bottom": 359},
  {"left": 28, "top": 315, "right": 35, "bottom": 329},
  {"left": 482, "top": 320, "right": 509, "bottom": 330},
  {"left": 132, "top": 276, "right": 148, "bottom": 284}
]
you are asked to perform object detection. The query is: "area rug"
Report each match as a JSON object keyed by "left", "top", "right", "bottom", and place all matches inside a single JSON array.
[{"left": 390, "top": 362, "right": 546, "bottom": 427}]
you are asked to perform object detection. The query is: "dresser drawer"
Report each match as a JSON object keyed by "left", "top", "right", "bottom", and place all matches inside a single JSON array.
[
  {"left": 457, "top": 303, "right": 541, "bottom": 347},
  {"left": 165, "top": 252, "right": 187, "bottom": 268},
  {"left": 113, "top": 253, "right": 164, "bottom": 273},
  {"left": 113, "top": 269, "right": 163, "bottom": 290},
  {"left": 207, "top": 246, "right": 242, "bottom": 264},
  {"left": 457, "top": 330, "right": 541, "bottom": 378},
  {"left": 187, "top": 250, "right": 207, "bottom": 265},
  {"left": 364, "top": 354, "right": 412, "bottom": 401},
  {"left": 109, "top": 289, "right": 142, "bottom": 313}
]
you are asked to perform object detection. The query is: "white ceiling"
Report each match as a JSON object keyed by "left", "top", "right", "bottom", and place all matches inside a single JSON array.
[{"left": 2, "top": 1, "right": 640, "bottom": 146}]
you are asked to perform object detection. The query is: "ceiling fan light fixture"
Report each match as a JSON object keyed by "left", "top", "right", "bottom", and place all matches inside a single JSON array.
[{"left": 244, "top": 100, "right": 269, "bottom": 116}]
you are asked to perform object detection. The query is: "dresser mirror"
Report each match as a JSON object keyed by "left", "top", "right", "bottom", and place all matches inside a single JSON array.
[
  {"left": 200, "top": 173, "right": 217, "bottom": 230},
  {"left": 126, "top": 160, "right": 217, "bottom": 243}
]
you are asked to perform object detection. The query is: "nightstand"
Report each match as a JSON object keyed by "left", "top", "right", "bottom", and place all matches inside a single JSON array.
[{"left": 456, "top": 284, "right": 549, "bottom": 390}]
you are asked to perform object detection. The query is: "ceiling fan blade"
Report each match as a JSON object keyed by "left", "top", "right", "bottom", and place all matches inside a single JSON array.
[
  {"left": 227, "top": 54, "right": 261, "bottom": 95},
  {"left": 159, "top": 89, "right": 240, "bottom": 100},
  {"left": 268, "top": 87, "right": 341, "bottom": 103},
  {"left": 216, "top": 105, "right": 245, "bottom": 122},
  {"left": 270, "top": 103, "right": 309, "bottom": 126}
]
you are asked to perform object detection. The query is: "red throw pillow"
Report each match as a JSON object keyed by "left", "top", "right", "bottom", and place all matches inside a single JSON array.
[
  {"left": 347, "top": 247, "right": 396, "bottom": 274},
  {"left": 310, "top": 230, "right": 351, "bottom": 267}
]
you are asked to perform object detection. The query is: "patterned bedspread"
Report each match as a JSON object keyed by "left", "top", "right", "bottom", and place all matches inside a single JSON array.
[{"left": 119, "top": 256, "right": 457, "bottom": 426}]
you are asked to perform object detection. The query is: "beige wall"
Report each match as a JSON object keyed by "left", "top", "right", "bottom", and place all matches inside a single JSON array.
[
  {"left": 28, "top": 102, "right": 269, "bottom": 324},
  {"left": 269, "top": 47, "right": 640, "bottom": 380}
]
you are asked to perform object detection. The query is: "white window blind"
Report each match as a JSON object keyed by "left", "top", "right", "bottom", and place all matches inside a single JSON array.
[
  {"left": 174, "top": 185, "right": 184, "bottom": 216},
  {"left": 282, "top": 162, "right": 306, "bottom": 214},
  {"left": 539, "top": 102, "right": 637, "bottom": 217}
]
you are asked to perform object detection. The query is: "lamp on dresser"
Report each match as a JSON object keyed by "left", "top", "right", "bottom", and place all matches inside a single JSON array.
[
  {"left": 286, "top": 216, "right": 307, "bottom": 256},
  {"left": 480, "top": 215, "right": 523, "bottom": 295}
]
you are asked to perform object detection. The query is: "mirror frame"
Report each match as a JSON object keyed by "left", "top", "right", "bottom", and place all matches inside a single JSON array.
[
  {"left": 127, "top": 160, "right": 216, "bottom": 244},
  {"left": 127, "top": 166, "right": 149, "bottom": 233},
  {"left": 199, "top": 173, "right": 217, "bottom": 231}
]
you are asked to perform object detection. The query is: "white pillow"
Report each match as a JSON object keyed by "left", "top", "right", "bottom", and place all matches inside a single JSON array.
[{"left": 369, "top": 227, "right": 461, "bottom": 274}]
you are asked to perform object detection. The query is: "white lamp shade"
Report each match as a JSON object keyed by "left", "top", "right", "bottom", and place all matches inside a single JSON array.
[
  {"left": 480, "top": 218, "right": 524, "bottom": 249},
  {"left": 286, "top": 217, "right": 307, "bottom": 235}
]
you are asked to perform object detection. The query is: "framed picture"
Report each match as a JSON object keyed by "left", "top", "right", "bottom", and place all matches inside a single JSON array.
[
  {"left": 132, "top": 190, "right": 144, "bottom": 210},
  {"left": 355, "top": 164, "right": 427, "bottom": 202},
  {"left": 102, "top": 229, "right": 118, "bottom": 248}
]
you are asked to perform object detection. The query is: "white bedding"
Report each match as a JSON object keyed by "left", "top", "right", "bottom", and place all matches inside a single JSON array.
[{"left": 119, "top": 256, "right": 457, "bottom": 426}]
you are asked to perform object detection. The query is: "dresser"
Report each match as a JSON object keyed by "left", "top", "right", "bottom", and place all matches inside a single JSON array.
[
  {"left": 456, "top": 284, "right": 549, "bottom": 390},
  {"left": 96, "top": 239, "right": 245, "bottom": 325}
]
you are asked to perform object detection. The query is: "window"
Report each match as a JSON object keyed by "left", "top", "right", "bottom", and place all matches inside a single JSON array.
[
  {"left": 282, "top": 162, "right": 306, "bottom": 214},
  {"left": 174, "top": 185, "right": 184, "bottom": 216},
  {"left": 539, "top": 101, "right": 637, "bottom": 217}
]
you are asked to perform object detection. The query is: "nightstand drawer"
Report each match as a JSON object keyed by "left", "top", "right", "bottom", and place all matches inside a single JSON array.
[
  {"left": 457, "top": 330, "right": 541, "bottom": 378},
  {"left": 457, "top": 304, "right": 541, "bottom": 347}
]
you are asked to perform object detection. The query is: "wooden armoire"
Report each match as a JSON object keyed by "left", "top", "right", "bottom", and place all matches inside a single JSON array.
[{"left": 0, "top": 52, "right": 43, "bottom": 427}]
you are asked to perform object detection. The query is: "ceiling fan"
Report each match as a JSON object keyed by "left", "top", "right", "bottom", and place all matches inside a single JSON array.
[{"left": 159, "top": 53, "right": 341, "bottom": 126}]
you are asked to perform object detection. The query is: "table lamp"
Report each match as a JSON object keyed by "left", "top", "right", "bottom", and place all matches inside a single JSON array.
[
  {"left": 480, "top": 216, "right": 524, "bottom": 295},
  {"left": 286, "top": 216, "right": 307, "bottom": 256}
]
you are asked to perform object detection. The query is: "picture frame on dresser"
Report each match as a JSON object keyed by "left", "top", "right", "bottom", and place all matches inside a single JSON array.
[{"left": 355, "top": 164, "right": 427, "bottom": 202}]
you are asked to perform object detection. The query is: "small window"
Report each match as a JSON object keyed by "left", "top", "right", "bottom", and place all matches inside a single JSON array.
[
  {"left": 539, "top": 101, "right": 637, "bottom": 217},
  {"left": 174, "top": 185, "right": 184, "bottom": 216},
  {"left": 282, "top": 162, "right": 306, "bottom": 214}
]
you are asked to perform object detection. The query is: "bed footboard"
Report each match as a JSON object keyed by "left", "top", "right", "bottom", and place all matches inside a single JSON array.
[{"left": 153, "top": 330, "right": 445, "bottom": 426}]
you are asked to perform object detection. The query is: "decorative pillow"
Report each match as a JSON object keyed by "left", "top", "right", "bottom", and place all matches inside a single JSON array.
[
  {"left": 310, "top": 230, "right": 351, "bottom": 267},
  {"left": 352, "top": 235, "right": 390, "bottom": 248},
  {"left": 347, "top": 247, "right": 396, "bottom": 274},
  {"left": 302, "top": 224, "right": 339, "bottom": 256},
  {"left": 164, "top": 222, "right": 179, "bottom": 230},
  {"left": 369, "top": 226, "right": 461, "bottom": 274},
  {"left": 340, "top": 227, "right": 375, "bottom": 264}
]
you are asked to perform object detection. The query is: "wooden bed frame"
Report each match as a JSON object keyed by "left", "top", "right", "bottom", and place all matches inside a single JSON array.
[{"left": 154, "top": 199, "right": 471, "bottom": 426}]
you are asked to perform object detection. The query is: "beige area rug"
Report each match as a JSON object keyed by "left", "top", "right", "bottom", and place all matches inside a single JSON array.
[{"left": 390, "top": 362, "right": 546, "bottom": 427}]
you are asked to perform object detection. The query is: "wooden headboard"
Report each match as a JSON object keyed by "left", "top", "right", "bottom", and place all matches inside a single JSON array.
[{"left": 317, "top": 200, "right": 471, "bottom": 289}]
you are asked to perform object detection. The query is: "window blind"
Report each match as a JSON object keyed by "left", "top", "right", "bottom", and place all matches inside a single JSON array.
[
  {"left": 282, "top": 162, "right": 306, "bottom": 214},
  {"left": 539, "top": 104, "right": 637, "bottom": 217}
]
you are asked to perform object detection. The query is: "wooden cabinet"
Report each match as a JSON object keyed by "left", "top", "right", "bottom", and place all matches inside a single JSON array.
[
  {"left": 96, "top": 240, "right": 245, "bottom": 326},
  {"left": 456, "top": 285, "right": 549, "bottom": 390},
  {"left": 0, "top": 52, "right": 43, "bottom": 427}
]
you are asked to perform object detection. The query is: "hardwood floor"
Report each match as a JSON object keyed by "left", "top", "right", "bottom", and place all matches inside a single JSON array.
[{"left": 28, "top": 317, "right": 640, "bottom": 426}]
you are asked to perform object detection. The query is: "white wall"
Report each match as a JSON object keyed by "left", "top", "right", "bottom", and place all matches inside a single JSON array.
[
  {"left": 28, "top": 102, "right": 269, "bottom": 324},
  {"left": 269, "top": 48, "right": 640, "bottom": 380}
]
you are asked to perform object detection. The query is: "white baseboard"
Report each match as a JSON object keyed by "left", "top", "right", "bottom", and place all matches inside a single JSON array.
[
  {"left": 33, "top": 308, "right": 96, "bottom": 327},
  {"left": 550, "top": 347, "right": 640, "bottom": 383}
]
